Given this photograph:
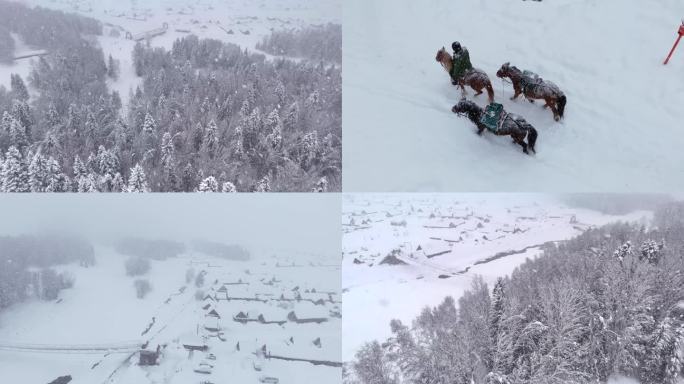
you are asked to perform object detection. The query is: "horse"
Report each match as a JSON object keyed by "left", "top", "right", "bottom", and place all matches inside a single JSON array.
[
  {"left": 496, "top": 62, "right": 567, "bottom": 121},
  {"left": 451, "top": 99, "right": 537, "bottom": 154},
  {"left": 436, "top": 47, "right": 494, "bottom": 103}
]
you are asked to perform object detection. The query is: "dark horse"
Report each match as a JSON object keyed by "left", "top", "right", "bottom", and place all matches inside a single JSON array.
[
  {"left": 436, "top": 47, "right": 494, "bottom": 103},
  {"left": 451, "top": 99, "right": 537, "bottom": 154},
  {"left": 496, "top": 62, "right": 567, "bottom": 121}
]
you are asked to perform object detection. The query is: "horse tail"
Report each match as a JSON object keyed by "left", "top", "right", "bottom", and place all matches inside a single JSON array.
[
  {"left": 557, "top": 94, "right": 567, "bottom": 118},
  {"left": 486, "top": 81, "right": 495, "bottom": 103},
  {"left": 527, "top": 126, "right": 538, "bottom": 153}
]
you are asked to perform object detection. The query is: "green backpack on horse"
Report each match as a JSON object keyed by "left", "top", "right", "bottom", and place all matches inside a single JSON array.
[{"left": 450, "top": 46, "right": 474, "bottom": 82}]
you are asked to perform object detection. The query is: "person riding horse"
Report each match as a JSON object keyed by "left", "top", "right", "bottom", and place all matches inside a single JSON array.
[{"left": 450, "top": 41, "right": 473, "bottom": 85}]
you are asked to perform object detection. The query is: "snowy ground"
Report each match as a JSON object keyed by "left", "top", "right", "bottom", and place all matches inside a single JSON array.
[
  {"left": 342, "top": 0, "right": 684, "bottom": 192},
  {"left": 5, "top": 0, "right": 340, "bottom": 107},
  {"left": 341, "top": 194, "right": 652, "bottom": 361},
  {"left": 0, "top": 247, "right": 342, "bottom": 384},
  {"left": 0, "top": 34, "right": 45, "bottom": 90}
]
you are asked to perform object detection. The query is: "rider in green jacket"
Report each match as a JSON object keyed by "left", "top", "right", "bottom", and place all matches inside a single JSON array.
[{"left": 451, "top": 41, "right": 473, "bottom": 85}]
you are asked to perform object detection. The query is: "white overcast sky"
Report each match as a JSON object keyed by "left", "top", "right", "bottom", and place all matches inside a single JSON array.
[{"left": 0, "top": 195, "right": 341, "bottom": 259}]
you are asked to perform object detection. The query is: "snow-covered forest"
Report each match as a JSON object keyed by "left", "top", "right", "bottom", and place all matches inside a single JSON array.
[
  {"left": 0, "top": 234, "right": 94, "bottom": 309},
  {"left": 0, "top": 0, "right": 341, "bottom": 192},
  {"left": 345, "top": 200, "right": 684, "bottom": 384}
]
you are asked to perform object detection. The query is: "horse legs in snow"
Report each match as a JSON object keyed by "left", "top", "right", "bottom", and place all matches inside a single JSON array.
[
  {"left": 459, "top": 84, "right": 467, "bottom": 99},
  {"left": 549, "top": 102, "right": 560, "bottom": 121},
  {"left": 513, "top": 134, "right": 529, "bottom": 154},
  {"left": 511, "top": 85, "right": 522, "bottom": 101}
]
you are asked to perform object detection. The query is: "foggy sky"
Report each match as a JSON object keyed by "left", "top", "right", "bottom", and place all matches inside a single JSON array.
[{"left": 0, "top": 194, "right": 341, "bottom": 259}]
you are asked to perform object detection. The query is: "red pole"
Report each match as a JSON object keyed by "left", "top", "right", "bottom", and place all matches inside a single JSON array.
[{"left": 663, "top": 22, "right": 684, "bottom": 65}]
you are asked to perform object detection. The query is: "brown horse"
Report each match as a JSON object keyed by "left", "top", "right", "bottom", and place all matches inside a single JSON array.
[
  {"left": 436, "top": 47, "right": 494, "bottom": 103},
  {"left": 496, "top": 62, "right": 567, "bottom": 121},
  {"left": 452, "top": 99, "right": 537, "bottom": 154}
]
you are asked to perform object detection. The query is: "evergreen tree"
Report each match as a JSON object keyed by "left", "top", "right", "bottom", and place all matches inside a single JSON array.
[
  {"left": 353, "top": 341, "right": 397, "bottom": 384},
  {"left": 222, "top": 181, "right": 237, "bottom": 193},
  {"left": 490, "top": 278, "right": 506, "bottom": 369},
  {"left": 10, "top": 74, "right": 29, "bottom": 101},
  {"left": 111, "top": 172, "right": 125, "bottom": 192},
  {"left": 180, "top": 163, "right": 196, "bottom": 193},
  {"left": 1, "top": 146, "right": 29, "bottom": 192},
  {"left": 312, "top": 177, "right": 328, "bottom": 192},
  {"left": 160, "top": 132, "right": 177, "bottom": 191},
  {"left": 127, "top": 163, "right": 149, "bottom": 193},
  {"left": 141, "top": 112, "right": 156, "bottom": 134},
  {"left": 77, "top": 172, "right": 99, "bottom": 193},
  {"left": 1, "top": 111, "right": 12, "bottom": 132},
  {"left": 198, "top": 176, "right": 219, "bottom": 192},
  {"left": 107, "top": 54, "right": 119, "bottom": 79},
  {"left": 72, "top": 156, "right": 88, "bottom": 182},
  {"left": 8, "top": 116, "right": 29, "bottom": 150},
  {"left": 11, "top": 100, "right": 32, "bottom": 138},
  {"left": 202, "top": 120, "right": 219, "bottom": 159},
  {"left": 253, "top": 175, "right": 271, "bottom": 192},
  {"left": 28, "top": 151, "right": 50, "bottom": 192},
  {"left": 45, "top": 157, "right": 69, "bottom": 192}
]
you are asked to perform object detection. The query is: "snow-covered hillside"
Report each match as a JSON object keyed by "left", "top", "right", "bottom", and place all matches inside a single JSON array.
[
  {"left": 341, "top": 194, "right": 652, "bottom": 361},
  {"left": 12, "top": 0, "right": 340, "bottom": 107},
  {"left": 0, "top": 248, "right": 342, "bottom": 383},
  {"left": 343, "top": 0, "right": 684, "bottom": 192}
]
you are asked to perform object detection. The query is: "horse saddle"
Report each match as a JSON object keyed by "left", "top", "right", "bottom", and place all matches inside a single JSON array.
[
  {"left": 520, "top": 70, "right": 542, "bottom": 92},
  {"left": 480, "top": 103, "right": 505, "bottom": 133}
]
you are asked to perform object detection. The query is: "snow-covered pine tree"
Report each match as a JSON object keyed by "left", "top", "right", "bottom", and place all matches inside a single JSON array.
[
  {"left": 490, "top": 278, "right": 506, "bottom": 369},
  {"left": 1, "top": 110, "right": 12, "bottom": 132},
  {"left": 45, "top": 157, "right": 69, "bottom": 192},
  {"left": 72, "top": 155, "right": 88, "bottom": 183},
  {"left": 107, "top": 54, "right": 119, "bottom": 80},
  {"left": 253, "top": 176, "right": 271, "bottom": 192},
  {"left": 77, "top": 172, "right": 99, "bottom": 193},
  {"left": 11, "top": 100, "right": 32, "bottom": 138},
  {"left": 284, "top": 102, "right": 299, "bottom": 131},
  {"left": 198, "top": 176, "right": 219, "bottom": 192},
  {"left": 97, "top": 145, "right": 119, "bottom": 177},
  {"left": 10, "top": 74, "right": 29, "bottom": 101},
  {"left": 127, "top": 163, "right": 149, "bottom": 193},
  {"left": 613, "top": 241, "right": 633, "bottom": 263},
  {"left": 28, "top": 151, "right": 50, "bottom": 192},
  {"left": 299, "top": 130, "right": 319, "bottom": 169},
  {"left": 353, "top": 341, "right": 397, "bottom": 384},
  {"left": 111, "top": 173, "right": 125, "bottom": 192},
  {"left": 312, "top": 176, "right": 328, "bottom": 192},
  {"left": 141, "top": 113, "right": 156, "bottom": 135},
  {"left": 2, "top": 146, "right": 29, "bottom": 192},
  {"left": 642, "top": 311, "right": 684, "bottom": 384},
  {"left": 265, "top": 109, "right": 283, "bottom": 149},
  {"left": 8, "top": 116, "right": 29, "bottom": 150},
  {"left": 180, "top": 163, "right": 196, "bottom": 193},
  {"left": 274, "top": 80, "right": 286, "bottom": 107},
  {"left": 222, "top": 181, "right": 237, "bottom": 193},
  {"left": 85, "top": 152, "right": 98, "bottom": 174},
  {"left": 203, "top": 120, "right": 219, "bottom": 158},
  {"left": 160, "top": 132, "right": 177, "bottom": 191},
  {"left": 639, "top": 239, "right": 663, "bottom": 265}
]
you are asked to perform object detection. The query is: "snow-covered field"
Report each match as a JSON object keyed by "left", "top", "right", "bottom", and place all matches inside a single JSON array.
[
  {"left": 341, "top": 194, "right": 652, "bottom": 361},
  {"left": 342, "top": 0, "right": 684, "bottom": 192},
  {"left": 4, "top": 0, "right": 340, "bottom": 107},
  {"left": 0, "top": 194, "right": 342, "bottom": 383},
  {"left": 0, "top": 248, "right": 342, "bottom": 384}
]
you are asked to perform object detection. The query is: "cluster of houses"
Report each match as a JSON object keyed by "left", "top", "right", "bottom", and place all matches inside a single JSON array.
[{"left": 136, "top": 268, "right": 340, "bottom": 382}]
